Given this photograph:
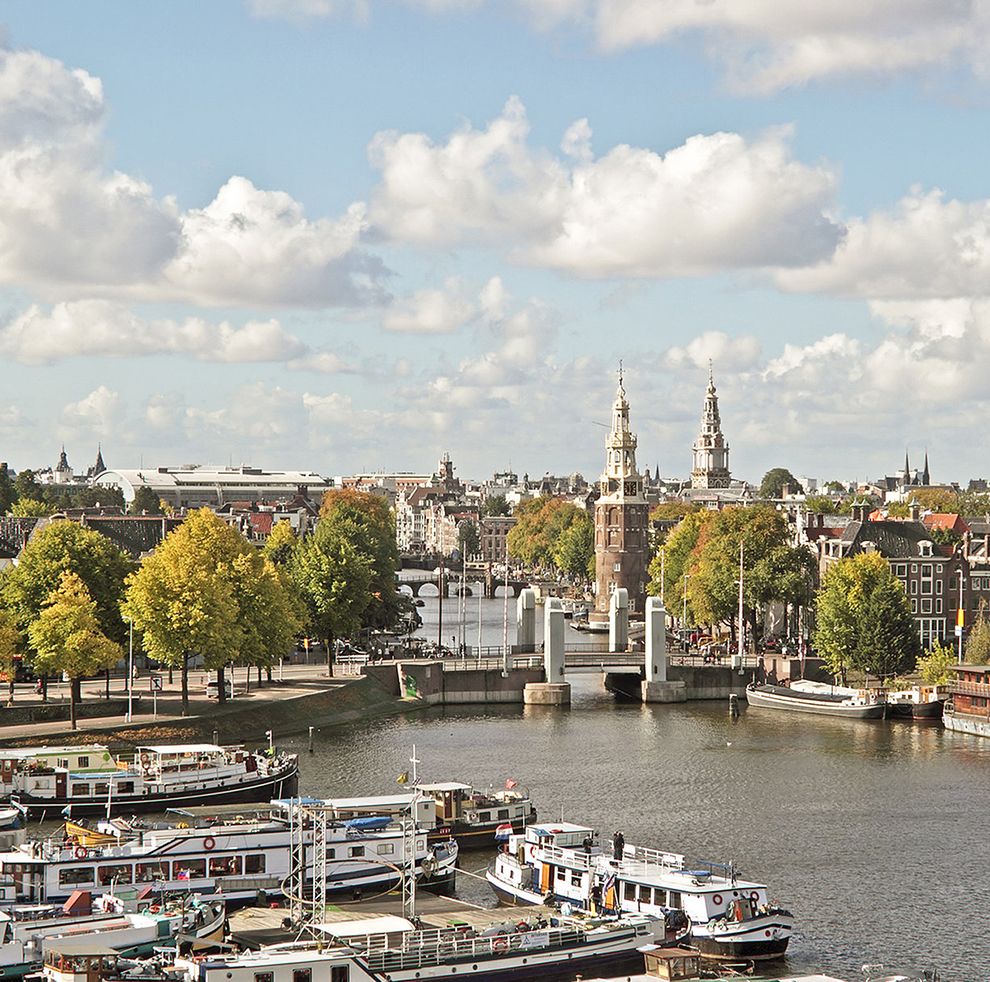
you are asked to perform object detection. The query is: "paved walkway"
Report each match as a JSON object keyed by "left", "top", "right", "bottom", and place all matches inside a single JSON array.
[{"left": 0, "top": 662, "right": 361, "bottom": 742}]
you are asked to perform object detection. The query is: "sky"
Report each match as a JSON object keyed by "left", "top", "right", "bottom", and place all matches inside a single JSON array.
[{"left": 3, "top": 1, "right": 990, "bottom": 486}]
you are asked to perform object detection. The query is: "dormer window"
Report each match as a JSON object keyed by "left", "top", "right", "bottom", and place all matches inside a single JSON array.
[{"left": 919, "top": 540, "right": 933, "bottom": 557}]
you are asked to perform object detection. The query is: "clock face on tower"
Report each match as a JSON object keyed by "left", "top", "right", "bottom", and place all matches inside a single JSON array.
[{"left": 624, "top": 480, "right": 638, "bottom": 496}]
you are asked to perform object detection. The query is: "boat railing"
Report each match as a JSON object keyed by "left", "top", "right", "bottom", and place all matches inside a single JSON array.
[
  {"left": 617, "top": 845, "right": 685, "bottom": 874},
  {"left": 361, "top": 926, "right": 586, "bottom": 972},
  {"left": 949, "top": 680, "right": 990, "bottom": 698},
  {"left": 538, "top": 844, "right": 599, "bottom": 870}
]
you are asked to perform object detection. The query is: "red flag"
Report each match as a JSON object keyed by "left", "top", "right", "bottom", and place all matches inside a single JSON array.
[{"left": 505, "top": 778, "right": 518, "bottom": 790}]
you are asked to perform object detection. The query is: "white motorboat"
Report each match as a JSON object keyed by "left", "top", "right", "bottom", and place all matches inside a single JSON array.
[{"left": 487, "top": 822, "right": 793, "bottom": 962}]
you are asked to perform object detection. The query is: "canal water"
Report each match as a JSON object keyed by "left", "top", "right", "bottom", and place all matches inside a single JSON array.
[{"left": 285, "top": 598, "right": 989, "bottom": 981}]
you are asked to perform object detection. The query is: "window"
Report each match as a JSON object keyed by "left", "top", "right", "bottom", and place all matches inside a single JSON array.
[
  {"left": 93, "top": 784, "right": 109, "bottom": 797},
  {"left": 921, "top": 567, "right": 933, "bottom": 594},
  {"left": 59, "top": 867, "right": 93, "bottom": 886},
  {"left": 612, "top": 562, "right": 621, "bottom": 572},
  {"left": 936, "top": 598, "right": 943, "bottom": 614},
  {"left": 135, "top": 862, "right": 168, "bottom": 883},
  {"left": 668, "top": 890, "right": 681, "bottom": 909},
  {"left": 97, "top": 865, "right": 132, "bottom": 886},
  {"left": 910, "top": 581, "right": 917, "bottom": 595},
  {"left": 174, "top": 858, "right": 206, "bottom": 879},
  {"left": 556, "top": 869, "right": 566, "bottom": 882},
  {"left": 921, "top": 598, "right": 932, "bottom": 614},
  {"left": 376, "top": 844, "right": 395, "bottom": 856},
  {"left": 348, "top": 846, "right": 365, "bottom": 858},
  {"left": 623, "top": 881, "right": 636, "bottom": 902},
  {"left": 497, "top": 809, "right": 509, "bottom": 820},
  {"left": 936, "top": 580, "right": 943, "bottom": 595},
  {"left": 570, "top": 872, "right": 582, "bottom": 887},
  {"left": 57, "top": 758, "right": 69, "bottom": 769},
  {"left": 911, "top": 599, "right": 918, "bottom": 613},
  {"left": 330, "top": 968, "right": 348, "bottom": 982},
  {"left": 72, "top": 784, "right": 89, "bottom": 796},
  {"left": 293, "top": 970, "right": 312, "bottom": 982},
  {"left": 254, "top": 974, "right": 274, "bottom": 982},
  {"left": 245, "top": 855, "right": 266, "bottom": 874},
  {"left": 326, "top": 849, "right": 336, "bottom": 860},
  {"left": 78, "top": 756, "right": 90, "bottom": 769},
  {"left": 209, "top": 856, "right": 242, "bottom": 877}
]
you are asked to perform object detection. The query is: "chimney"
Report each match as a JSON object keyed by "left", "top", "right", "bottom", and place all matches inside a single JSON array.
[
  {"left": 851, "top": 502, "right": 869, "bottom": 522},
  {"left": 910, "top": 501, "right": 920, "bottom": 522}
]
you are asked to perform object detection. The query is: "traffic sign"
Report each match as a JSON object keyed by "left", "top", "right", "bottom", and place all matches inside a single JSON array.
[{"left": 150, "top": 674, "right": 163, "bottom": 691}]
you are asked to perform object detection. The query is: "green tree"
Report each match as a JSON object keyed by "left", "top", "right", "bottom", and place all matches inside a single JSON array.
[
  {"left": 290, "top": 523, "right": 375, "bottom": 673},
  {"left": 8, "top": 499, "right": 57, "bottom": 517},
  {"left": 647, "top": 510, "right": 713, "bottom": 624},
  {"left": 804, "top": 495, "right": 836, "bottom": 515},
  {"left": 910, "top": 488, "right": 961, "bottom": 513},
  {"left": 507, "top": 498, "right": 588, "bottom": 572},
  {"left": 0, "top": 464, "right": 15, "bottom": 515},
  {"left": 553, "top": 514, "right": 594, "bottom": 580},
  {"left": 814, "top": 552, "right": 919, "bottom": 681},
  {"left": 917, "top": 640, "right": 955, "bottom": 685},
  {"left": 28, "top": 572, "right": 121, "bottom": 729},
  {"left": 965, "top": 601, "right": 990, "bottom": 664},
  {"left": 262, "top": 521, "right": 299, "bottom": 566},
  {"left": 13, "top": 470, "right": 40, "bottom": 502},
  {"left": 482, "top": 495, "right": 510, "bottom": 517},
  {"left": 129, "top": 486, "right": 163, "bottom": 515},
  {"left": 70, "top": 485, "right": 125, "bottom": 510},
  {"left": 759, "top": 468, "right": 802, "bottom": 499},
  {"left": 0, "top": 609, "right": 22, "bottom": 705},
  {"left": 319, "top": 489, "right": 400, "bottom": 632},
  {"left": 457, "top": 519, "right": 480, "bottom": 558},
  {"left": 1, "top": 520, "right": 133, "bottom": 650}
]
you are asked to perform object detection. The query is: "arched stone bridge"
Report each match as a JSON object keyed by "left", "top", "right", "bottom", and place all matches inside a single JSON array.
[{"left": 396, "top": 569, "right": 529, "bottom": 599}]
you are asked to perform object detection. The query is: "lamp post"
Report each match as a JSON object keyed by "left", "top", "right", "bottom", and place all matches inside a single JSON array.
[
  {"left": 126, "top": 619, "right": 133, "bottom": 723},
  {"left": 682, "top": 572, "right": 689, "bottom": 646}
]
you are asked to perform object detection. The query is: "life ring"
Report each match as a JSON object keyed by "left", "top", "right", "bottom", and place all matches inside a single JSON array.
[
  {"left": 712, "top": 893, "right": 723, "bottom": 906},
  {"left": 527, "top": 844, "right": 537, "bottom": 859},
  {"left": 140, "top": 753, "right": 150, "bottom": 765},
  {"left": 74, "top": 846, "right": 88, "bottom": 860},
  {"left": 467, "top": 811, "right": 478, "bottom": 823},
  {"left": 149, "top": 905, "right": 161, "bottom": 914},
  {"left": 492, "top": 937, "right": 508, "bottom": 952},
  {"left": 750, "top": 891, "right": 760, "bottom": 901},
  {"left": 203, "top": 836, "right": 216, "bottom": 850}
]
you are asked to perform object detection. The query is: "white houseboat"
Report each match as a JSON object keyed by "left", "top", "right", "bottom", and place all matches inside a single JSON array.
[
  {"left": 745, "top": 682, "right": 887, "bottom": 720},
  {"left": 0, "top": 803, "right": 457, "bottom": 907},
  {"left": 0, "top": 744, "right": 299, "bottom": 817},
  {"left": 487, "top": 823, "right": 793, "bottom": 962}
]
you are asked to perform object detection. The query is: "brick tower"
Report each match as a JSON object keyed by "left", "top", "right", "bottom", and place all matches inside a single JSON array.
[{"left": 594, "top": 368, "right": 650, "bottom": 615}]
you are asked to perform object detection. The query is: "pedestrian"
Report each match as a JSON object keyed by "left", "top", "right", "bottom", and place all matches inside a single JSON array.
[
  {"left": 612, "top": 830, "right": 625, "bottom": 862},
  {"left": 582, "top": 835, "right": 593, "bottom": 855},
  {"left": 590, "top": 882, "right": 602, "bottom": 914}
]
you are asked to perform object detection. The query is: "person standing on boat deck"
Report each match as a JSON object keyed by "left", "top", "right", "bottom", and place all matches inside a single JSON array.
[
  {"left": 590, "top": 882, "right": 602, "bottom": 914},
  {"left": 582, "top": 834, "right": 593, "bottom": 854},
  {"left": 613, "top": 831, "right": 625, "bottom": 862}
]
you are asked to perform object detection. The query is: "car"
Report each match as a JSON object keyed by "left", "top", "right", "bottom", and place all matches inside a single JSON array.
[{"left": 205, "top": 679, "right": 234, "bottom": 699}]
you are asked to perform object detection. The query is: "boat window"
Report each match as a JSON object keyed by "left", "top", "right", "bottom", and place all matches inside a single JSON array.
[
  {"left": 245, "top": 855, "right": 266, "bottom": 874},
  {"left": 135, "top": 862, "right": 169, "bottom": 883},
  {"left": 293, "top": 970, "right": 312, "bottom": 982},
  {"left": 325, "top": 849, "right": 336, "bottom": 859},
  {"left": 497, "top": 809, "right": 509, "bottom": 820},
  {"left": 570, "top": 872, "right": 581, "bottom": 887},
  {"left": 209, "top": 856, "right": 243, "bottom": 877},
  {"left": 376, "top": 844, "right": 395, "bottom": 856},
  {"left": 58, "top": 867, "right": 93, "bottom": 886},
  {"left": 78, "top": 757, "right": 90, "bottom": 769},
  {"left": 668, "top": 891, "right": 681, "bottom": 909},
  {"left": 348, "top": 846, "right": 365, "bottom": 858},
  {"left": 514, "top": 808, "right": 522, "bottom": 817},
  {"left": 254, "top": 974, "right": 273, "bottom": 982},
  {"left": 72, "top": 784, "right": 89, "bottom": 796},
  {"left": 175, "top": 859, "right": 206, "bottom": 879},
  {"left": 93, "top": 784, "right": 109, "bottom": 796},
  {"left": 57, "top": 758, "right": 70, "bottom": 769},
  {"left": 331, "top": 967, "right": 348, "bottom": 982},
  {"left": 555, "top": 869, "right": 566, "bottom": 882},
  {"left": 97, "top": 865, "right": 133, "bottom": 885},
  {"left": 623, "top": 881, "right": 636, "bottom": 902},
  {"left": 118, "top": 782, "right": 134, "bottom": 793}
]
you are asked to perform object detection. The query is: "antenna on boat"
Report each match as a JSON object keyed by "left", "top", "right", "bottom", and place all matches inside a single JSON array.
[{"left": 409, "top": 745, "right": 420, "bottom": 786}]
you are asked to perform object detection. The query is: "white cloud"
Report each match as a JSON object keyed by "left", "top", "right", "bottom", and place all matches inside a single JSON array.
[
  {"left": 664, "top": 331, "right": 762, "bottom": 371},
  {"left": 287, "top": 351, "right": 354, "bottom": 374},
  {"left": 778, "top": 189, "right": 990, "bottom": 300},
  {"left": 383, "top": 278, "right": 477, "bottom": 333},
  {"left": 0, "top": 300, "right": 308, "bottom": 364},
  {"left": 59, "top": 386, "right": 121, "bottom": 439},
  {"left": 0, "top": 44, "right": 386, "bottom": 307},
  {"left": 370, "top": 100, "right": 842, "bottom": 276}
]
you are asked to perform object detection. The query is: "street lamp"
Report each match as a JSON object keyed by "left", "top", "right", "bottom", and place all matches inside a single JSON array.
[
  {"left": 682, "top": 573, "right": 689, "bottom": 637},
  {"left": 126, "top": 619, "right": 133, "bottom": 723}
]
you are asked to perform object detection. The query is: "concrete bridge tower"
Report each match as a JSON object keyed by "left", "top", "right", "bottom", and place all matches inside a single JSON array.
[{"left": 594, "top": 367, "right": 650, "bottom": 616}]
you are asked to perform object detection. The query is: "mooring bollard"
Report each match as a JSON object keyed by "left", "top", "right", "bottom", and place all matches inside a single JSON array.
[
  {"left": 212, "top": 729, "right": 219, "bottom": 746},
  {"left": 728, "top": 693, "right": 739, "bottom": 718},
  {"left": 308, "top": 726, "right": 315, "bottom": 753}
]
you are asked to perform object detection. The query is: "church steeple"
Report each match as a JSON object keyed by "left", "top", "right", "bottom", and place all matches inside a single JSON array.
[
  {"left": 93, "top": 444, "right": 106, "bottom": 475},
  {"left": 600, "top": 363, "right": 643, "bottom": 496},
  {"left": 922, "top": 450, "right": 930, "bottom": 486},
  {"left": 690, "top": 363, "right": 731, "bottom": 490}
]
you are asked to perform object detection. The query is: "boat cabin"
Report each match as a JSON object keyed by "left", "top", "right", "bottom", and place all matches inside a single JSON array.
[
  {"left": 641, "top": 945, "right": 702, "bottom": 980},
  {"left": 948, "top": 664, "right": 990, "bottom": 716},
  {"left": 43, "top": 939, "right": 120, "bottom": 982},
  {"left": 417, "top": 782, "right": 532, "bottom": 828}
]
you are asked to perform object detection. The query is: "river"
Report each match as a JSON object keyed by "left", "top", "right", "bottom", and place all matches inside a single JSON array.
[{"left": 286, "top": 597, "right": 988, "bottom": 981}]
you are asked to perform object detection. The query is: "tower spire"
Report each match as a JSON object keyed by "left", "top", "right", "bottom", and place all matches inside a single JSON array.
[{"left": 691, "top": 364, "right": 731, "bottom": 490}]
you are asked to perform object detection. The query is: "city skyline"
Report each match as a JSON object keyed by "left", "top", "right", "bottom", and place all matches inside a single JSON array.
[{"left": 2, "top": 4, "right": 990, "bottom": 481}]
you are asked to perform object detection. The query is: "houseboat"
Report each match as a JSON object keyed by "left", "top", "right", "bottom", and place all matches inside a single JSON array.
[
  {"left": 169, "top": 911, "right": 672, "bottom": 982},
  {"left": 745, "top": 681, "right": 887, "bottom": 719},
  {"left": 943, "top": 663, "right": 990, "bottom": 737},
  {"left": 886, "top": 684, "right": 946, "bottom": 720},
  {"left": 416, "top": 782, "right": 537, "bottom": 844},
  {"left": 487, "top": 823, "right": 793, "bottom": 962},
  {"left": 0, "top": 802, "right": 457, "bottom": 907},
  {"left": 0, "top": 744, "right": 299, "bottom": 817}
]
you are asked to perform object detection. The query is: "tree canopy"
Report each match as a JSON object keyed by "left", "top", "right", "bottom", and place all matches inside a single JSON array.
[
  {"left": 457, "top": 519, "right": 480, "bottom": 558},
  {"left": 506, "top": 498, "right": 589, "bottom": 572},
  {"left": 482, "top": 495, "right": 510, "bottom": 517},
  {"left": 130, "top": 486, "right": 163, "bottom": 515},
  {"left": 759, "top": 468, "right": 802, "bottom": 499},
  {"left": 965, "top": 601, "right": 990, "bottom": 665},
  {"left": 814, "top": 552, "right": 920, "bottom": 680},
  {"left": 29, "top": 572, "right": 120, "bottom": 728},
  {"left": 553, "top": 513, "right": 595, "bottom": 580}
]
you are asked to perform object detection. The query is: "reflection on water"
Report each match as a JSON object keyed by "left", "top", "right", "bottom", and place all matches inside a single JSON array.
[{"left": 284, "top": 599, "right": 990, "bottom": 981}]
